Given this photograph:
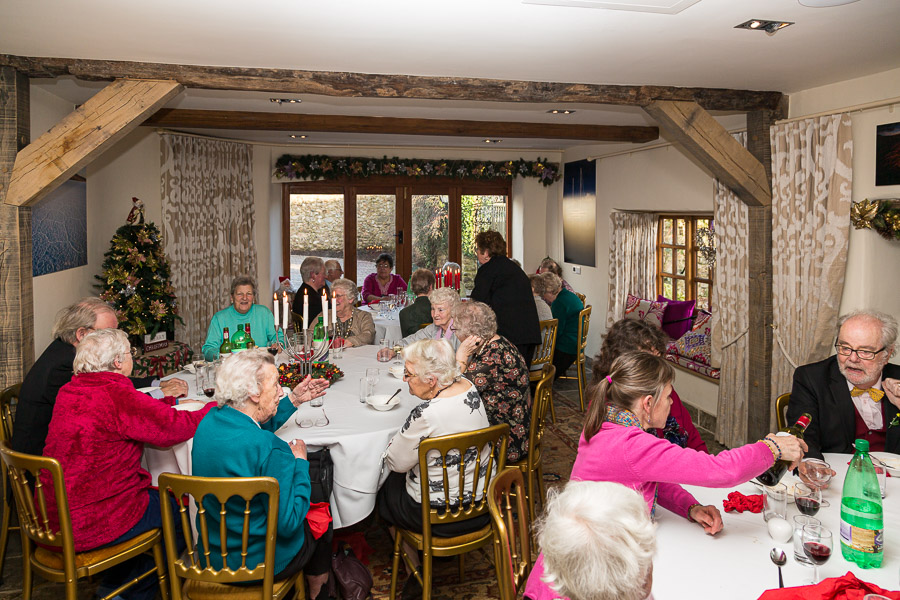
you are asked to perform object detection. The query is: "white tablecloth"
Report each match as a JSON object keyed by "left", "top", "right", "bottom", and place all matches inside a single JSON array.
[
  {"left": 652, "top": 453, "right": 900, "bottom": 598},
  {"left": 359, "top": 305, "right": 403, "bottom": 344}
]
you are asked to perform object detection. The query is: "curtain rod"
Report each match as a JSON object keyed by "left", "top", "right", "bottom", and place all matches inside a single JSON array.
[
  {"left": 775, "top": 94, "right": 900, "bottom": 125},
  {"left": 586, "top": 128, "right": 747, "bottom": 162}
]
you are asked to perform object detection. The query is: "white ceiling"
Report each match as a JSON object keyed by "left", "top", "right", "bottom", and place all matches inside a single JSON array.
[{"left": 2, "top": 0, "right": 899, "bottom": 150}]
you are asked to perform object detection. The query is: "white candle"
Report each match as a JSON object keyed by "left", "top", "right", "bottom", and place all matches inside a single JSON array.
[
  {"left": 303, "top": 289, "right": 309, "bottom": 329},
  {"left": 282, "top": 292, "right": 289, "bottom": 331},
  {"left": 331, "top": 295, "right": 337, "bottom": 325},
  {"left": 273, "top": 293, "right": 279, "bottom": 330},
  {"left": 321, "top": 290, "right": 328, "bottom": 327}
]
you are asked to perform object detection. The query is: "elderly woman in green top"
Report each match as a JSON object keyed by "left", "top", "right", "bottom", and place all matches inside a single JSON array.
[
  {"left": 201, "top": 275, "right": 280, "bottom": 361},
  {"left": 539, "top": 272, "right": 584, "bottom": 379}
]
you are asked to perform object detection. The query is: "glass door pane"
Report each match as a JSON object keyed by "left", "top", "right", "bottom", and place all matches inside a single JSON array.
[
  {"left": 461, "top": 194, "right": 507, "bottom": 294},
  {"left": 356, "top": 194, "right": 397, "bottom": 287},
  {"left": 410, "top": 194, "right": 449, "bottom": 276},
  {"left": 289, "top": 193, "right": 343, "bottom": 284}
]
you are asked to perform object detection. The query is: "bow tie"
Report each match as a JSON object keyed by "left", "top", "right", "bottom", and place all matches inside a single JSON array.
[{"left": 851, "top": 386, "right": 885, "bottom": 402}]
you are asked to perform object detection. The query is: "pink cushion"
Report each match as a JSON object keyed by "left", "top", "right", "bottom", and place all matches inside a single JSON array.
[
  {"left": 623, "top": 294, "right": 668, "bottom": 329},
  {"left": 657, "top": 295, "right": 695, "bottom": 340}
]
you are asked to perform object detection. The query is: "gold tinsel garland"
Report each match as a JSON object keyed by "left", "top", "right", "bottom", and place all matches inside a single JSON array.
[{"left": 849, "top": 199, "right": 900, "bottom": 241}]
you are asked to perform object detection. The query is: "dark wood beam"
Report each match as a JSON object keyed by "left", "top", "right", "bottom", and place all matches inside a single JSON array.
[
  {"left": 144, "top": 108, "right": 659, "bottom": 143},
  {"left": 1, "top": 54, "right": 785, "bottom": 113}
]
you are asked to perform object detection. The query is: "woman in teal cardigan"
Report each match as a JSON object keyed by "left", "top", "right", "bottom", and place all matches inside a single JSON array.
[
  {"left": 191, "top": 350, "right": 332, "bottom": 597},
  {"left": 201, "top": 275, "right": 281, "bottom": 361},
  {"left": 538, "top": 271, "right": 584, "bottom": 379}
]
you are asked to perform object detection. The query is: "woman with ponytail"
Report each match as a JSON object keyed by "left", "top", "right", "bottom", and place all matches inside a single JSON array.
[{"left": 525, "top": 352, "right": 807, "bottom": 600}]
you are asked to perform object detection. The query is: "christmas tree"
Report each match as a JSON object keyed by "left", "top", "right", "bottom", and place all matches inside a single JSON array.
[{"left": 95, "top": 202, "right": 182, "bottom": 345}]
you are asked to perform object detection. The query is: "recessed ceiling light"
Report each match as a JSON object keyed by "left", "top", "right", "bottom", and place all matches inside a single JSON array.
[
  {"left": 547, "top": 109, "right": 576, "bottom": 115},
  {"left": 290, "top": 134, "right": 308, "bottom": 139},
  {"left": 483, "top": 139, "right": 502, "bottom": 144},
  {"left": 271, "top": 98, "right": 302, "bottom": 104},
  {"left": 735, "top": 19, "right": 794, "bottom": 35}
]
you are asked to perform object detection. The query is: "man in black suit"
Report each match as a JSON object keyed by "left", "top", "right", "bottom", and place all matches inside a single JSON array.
[
  {"left": 10, "top": 297, "right": 187, "bottom": 456},
  {"left": 788, "top": 310, "right": 900, "bottom": 474}
]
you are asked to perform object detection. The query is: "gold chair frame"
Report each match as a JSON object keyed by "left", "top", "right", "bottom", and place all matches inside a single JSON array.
[
  {"left": 487, "top": 467, "right": 533, "bottom": 600},
  {"left": 0, "top": 383, "right": 21, "bottom": 585},
  {"left": 390, "top": 423, "right": 509, "bottom": 600},
  {"left": 158, "top": 473, "right": 305, "bottom": 600},
  {"left": 574, "top": 292, "right": 586, "bottom": 307},
  {"left": 529, "top": 319, "right": 558, "bottom": 423},
  {"left": 775, "top": 393, "right": 791, "bottom": 431},
  {"left": 0, "top": 441, "right": 169, "bottom": 600},
  {"left": 513, "top": 363, "right": 554, "bottom": 522},
  {"left": 558, "top": 305, "right": 592, "bottom": 411}
]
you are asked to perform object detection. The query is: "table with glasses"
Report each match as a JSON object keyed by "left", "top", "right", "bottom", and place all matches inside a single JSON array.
[
  {"left": 359, "top": 303, "right": 404, "bottom": 344},
  {"left": 651, "top": 453, "right": 900, "bottom": 598},
  {"left": 143, "top": 345, "right": 416, "bottom": 529}
]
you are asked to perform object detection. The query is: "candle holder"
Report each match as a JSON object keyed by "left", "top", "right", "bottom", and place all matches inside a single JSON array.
[{"left": 281, "top": 328, "right": 331, "bottom": 376}]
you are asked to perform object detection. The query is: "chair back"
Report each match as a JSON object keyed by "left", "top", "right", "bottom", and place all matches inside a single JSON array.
[
  {"left": 417, "top": 424, "right": 509, "bottom": 545},
  {"left": 531, "top": 320, "right": 558, "bottom": 370},
  {"left": 487, "top": 468, "right": 532, "bottom": 600},
  {"left": 576, "top": 305, "right": 592, "bottom": 358},
  {"left": 527, "top": 364, "right": 555, "bottom": 476},
  {"left": 0, "top": 384, "right": 20, "bottom": 444},
  {"left": 775, "top": 393, "right": 790, "bottom": 431},
  {"left": 158, "top": 473, "right": 281, "bottom": 597},
  {"left": 574, "top": 292, "right": 586, "bottom": 307}
]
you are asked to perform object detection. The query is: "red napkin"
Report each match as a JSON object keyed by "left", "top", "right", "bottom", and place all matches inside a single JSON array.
[
  {"left": 306, "top": 501, "right": 332, "bottom": 539},
  {"left": 332, "top": 530, "right": 374, "bottom": 565},
  {"left": 722, "top": 491, "right": 764, "bottom": 513},
  {"left": 758, "top": 571, "right": 900, "bottom": 599}
]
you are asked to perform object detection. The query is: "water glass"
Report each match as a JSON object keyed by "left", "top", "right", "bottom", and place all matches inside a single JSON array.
[
  {"left": 793, "top": 515, "right": 820, "bottom": 565},
  {"left": 359, "top": 377, "right": 370, "bottom": 403},
  {"left": 763, "top": 483, "right": 788, "bottom": 522},
  {"left": 378, "top": 340, "right": 392, "bottom": 362},
  {"left": 331, "top": 343, "right": 344, "bottom": 359},
  {"left": 875, "top": 465, "right": 887, "bottom": 498}
]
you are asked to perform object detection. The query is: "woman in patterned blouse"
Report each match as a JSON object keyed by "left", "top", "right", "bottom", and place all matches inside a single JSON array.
[{"left": 453, "top": 300, "right": 531, "bottom": 463}]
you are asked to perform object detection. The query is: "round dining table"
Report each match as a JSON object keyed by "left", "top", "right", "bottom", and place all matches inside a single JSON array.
[
  {"left": 358, "top": 304, "right": 403, "bottom": 344},
  {"left": 143, "top": 345, "right": 417, "bottom": 529},
  {"left": 651, "top": 453, "right": 900, "bottom": 598}
]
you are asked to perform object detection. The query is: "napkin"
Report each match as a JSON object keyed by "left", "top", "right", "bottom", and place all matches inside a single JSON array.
[
  {"left": 722, "top": 491, "right": 764, "bottom": 513},
  {"left": 307, "top": 501, "right": 332, "bottom": 539},
  {"left": 758, "top": 571, "right": 900, "bottom": 599}
]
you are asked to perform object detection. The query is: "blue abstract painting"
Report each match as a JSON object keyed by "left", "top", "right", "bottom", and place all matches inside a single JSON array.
[
  {"left": 32, "top": 178, "right": 87, "bottom": 276},
  {"left": 562, "top": 159, "right": 597, "bottom": 267}
]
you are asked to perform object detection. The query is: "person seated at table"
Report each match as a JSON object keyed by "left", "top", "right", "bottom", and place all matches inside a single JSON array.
[
  {"left": 330, "top": 278, "right": 376, "bottom": 347},
  {"left": 11, "top": 297, "right": 188, "bottom": 457},
  {"left": 292, "top": 256, "right": 331, "bottom": 329},
  {"left": 453, "top": 300, "right": 531, "bottom": 463},
  {"left": 41, "top": 328, "right": 214, "bottom": 600},
  {"left": 202, "top": 275, "right": 279, "bottom": 361},
  {"left": 399, "top": 268, "right": 435, "bottom": 337},
  {"left": 528, "top": 274, "right": 553, "bottom": 323},
  {"left": 538, "top": 257, "right": 576, "bottom": 296},
  {"left": 538, "top": 272, "right": 584, "bottom": 379},
  {"left": 525, "top": 480, "right": 656, "bottom": 600},
  {"left": 324, "top": 259, "right": 343, "bottom": 289},
  {"left": 377, "top": 339, "right": 493, "bottom": 597},
  {"left": 192, "top": 349, "right": 333, "bottom": 598},
  {"left": 595, "top": 319, "right": 707, "bottom": 452},
  {"left": 362, "top": 253, "right": 407, "bottom": 305},
  {"left": 377, "top": 287, "right": 461, "bottom": 360}
]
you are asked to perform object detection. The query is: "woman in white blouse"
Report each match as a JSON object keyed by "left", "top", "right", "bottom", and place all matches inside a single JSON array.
[{"left": 377, "top": 339, "right": 492, "bottom": 597}]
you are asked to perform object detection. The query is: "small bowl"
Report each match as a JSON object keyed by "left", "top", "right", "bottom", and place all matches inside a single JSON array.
[
  {"left": 366, "top": 394, "right": 400, "bottom": 411},
  {"left": 389, "top": 365, "right": 405, "bottom": 379}
]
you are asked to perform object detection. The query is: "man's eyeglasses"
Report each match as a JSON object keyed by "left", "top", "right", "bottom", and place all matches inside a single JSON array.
[{"left": 834, "top": 344, "right": 886, "bottom": 361}]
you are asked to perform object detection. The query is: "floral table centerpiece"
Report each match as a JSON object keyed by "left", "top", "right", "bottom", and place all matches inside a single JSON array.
[{"left": 278, "top": 362, "right": 344, "bottom": 387}]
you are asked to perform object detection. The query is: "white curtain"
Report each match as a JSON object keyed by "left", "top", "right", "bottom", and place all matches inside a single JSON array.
[
  {"left": 712, "top": 134, "right": 750, "bottom": 448},
  {"left": 770, "top": 114, "right": 852, "bottom": 428},
  {"left": 160, "top": 133, "right": 258, "bottom": 354},
  {"left": 606, "top": 212, "right": 658, "bottom": 329}
]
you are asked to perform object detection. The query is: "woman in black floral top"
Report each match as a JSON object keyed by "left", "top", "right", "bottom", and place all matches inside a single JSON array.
[{"left": 453, "top": 301, "right": 531, "bottom": 463}]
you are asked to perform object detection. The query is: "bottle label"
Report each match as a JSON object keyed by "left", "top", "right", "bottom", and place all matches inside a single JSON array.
[{"left": 840, "top": 520, "right": 884, "bottom": 553}]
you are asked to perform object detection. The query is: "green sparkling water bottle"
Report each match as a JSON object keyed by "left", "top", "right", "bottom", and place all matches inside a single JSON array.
[{"left": 839, "top": 439, "right": 883, "bottom": 568}]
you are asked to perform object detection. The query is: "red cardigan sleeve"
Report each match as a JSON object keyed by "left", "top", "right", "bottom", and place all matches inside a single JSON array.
[{"left": 112, "top": 379, "right": 212, "bottom": 446}]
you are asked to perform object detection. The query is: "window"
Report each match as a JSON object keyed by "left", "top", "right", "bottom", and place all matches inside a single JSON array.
[{"left": 656, "top": 215, "right": 714, "bottom": 312}]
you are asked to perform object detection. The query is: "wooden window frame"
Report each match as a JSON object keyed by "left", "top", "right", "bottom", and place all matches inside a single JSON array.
[{"left": 656, "top": 214, "right": 714, "bottom": 311}]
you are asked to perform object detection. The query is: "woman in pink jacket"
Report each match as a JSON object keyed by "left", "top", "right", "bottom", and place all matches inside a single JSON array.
[{"left": 524, "top": 352, "right": 806, "bottom": 600}]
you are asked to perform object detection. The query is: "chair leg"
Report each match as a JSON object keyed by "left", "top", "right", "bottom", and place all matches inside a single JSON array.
[
  {"left": 527, "top": 469, "right": 537, "bottom": 523},
  {"left": 577, "top": 358, "right": 586, "bottom": 412},
  {"left": 151, "top": 539, "right": 170, "bottom": 600},
  {"left": 21, "top": 535, "right": 33, "bottom": 600},
  {"left": 537, "top": 464, "right": 547, "bottom": 513},
  {"left": 458, "top": 552, "right": 465, "bottom": 581},
  {"left": 0, "top": 493, "right": 10, "bottom": 584},
  {"left": 389, "top": 532, "right": 403, "bottom": 600},
  {"left": 422, "top": 548, "right": 433, "bottom": 600},
  {"left": 547, "top": 388, "right": 557, "bottom": 424}
]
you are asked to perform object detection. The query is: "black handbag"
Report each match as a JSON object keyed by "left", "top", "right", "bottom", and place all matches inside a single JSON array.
[
  {"left": 331, "top": 541, "right": 373, "bottom": 600},
  {"left": 306, "top": 447, "right": 333, "bottom": 504}
]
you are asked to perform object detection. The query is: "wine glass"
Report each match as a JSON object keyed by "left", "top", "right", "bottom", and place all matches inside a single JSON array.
[
  {"left": 794, "top": 483, "right": 821, "bottom": 517},
  {"left": 366, "top": 367, "right": 380, "bottom": 397},
  {"left": 801, "top": 523, "right": 832, "bottom": 585},
  {"left": 200, "top": 365, "right": 216, "bottom": 399},
  {"left": 803, "top": 458, "right": 834, "bottom": 507}
]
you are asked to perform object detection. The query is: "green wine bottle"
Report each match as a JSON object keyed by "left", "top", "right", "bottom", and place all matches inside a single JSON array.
[
  {"left": 218, "top": 327, "right": 233, "bottom": 358},
  {"left": 231, "top": 323, "right": 248, "bottom": 351}
]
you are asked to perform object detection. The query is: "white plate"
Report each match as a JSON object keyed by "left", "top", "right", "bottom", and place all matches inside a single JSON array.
[
  {"left": 389, "top": 366, "right": 405, "bottom": 379},
  {"left": 870, "top": 452, "right": 900, "bottom": 476},
  {"left": 366, "top": 394, "right": 400, "bottom": 411},
  {"left": 174, "top": 400, "right": 208, "bottom": 411},
  {"left": 137, "top": 386, "right": 161, "bottom": 394}
]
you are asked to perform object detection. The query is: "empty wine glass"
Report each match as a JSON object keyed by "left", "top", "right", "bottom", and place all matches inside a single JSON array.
[
  {"left": 366, "top": 367, "right": 380, "bottom": 395},
  {"left": 801, "top": 523, "right": 832, "bottom": 585},
  {"left": 803, "top": 458, "right": 834, "bottom": 506},
  {"left": 794, "top": 483, "right": 821, "bottom": 517}
]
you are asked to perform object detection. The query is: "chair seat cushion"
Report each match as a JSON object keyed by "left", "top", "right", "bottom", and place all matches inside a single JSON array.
[
  {"left": 183, "top": 575, "right": 298, "bottom": 600},
  {"left": 34, "top": 529, "right": 160, "bottom": 570}
]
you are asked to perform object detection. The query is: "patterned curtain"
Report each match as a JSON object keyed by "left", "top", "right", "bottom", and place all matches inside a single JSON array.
[
  {"left": 160, "top": 133, "right": 257, "bottom": 354},
  {"left": 770, "top": 115, "right": 852, "bottom": 428},
  {"left": 606, "top": 212, "right": 658, "bottom": 329},
  {"left": 713, "top": 134, "right": 750, "bottom": 448}
]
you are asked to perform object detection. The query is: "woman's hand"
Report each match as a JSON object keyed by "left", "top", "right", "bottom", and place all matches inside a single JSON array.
[
  {"left": 331, "top": 337, "right": 347, "bottom": 349},
  {"left": 288, "top": 375, "right": 330, "bottom": 407},
  {"left": 377, "top": 347, "right": 396, "bottom": 361},
  {"left": 797, "top": 460, "right": 837, "bottom": 489},
  {"left": 765, "top": 433, "right": 808, "bottom": 471},
  {"left": 160, "top": 378, "right": 188, "bottom": 398},
  {"left": 456, "top": 337, "right": 481, "bottom": 366},
  {"left": 689, "top": 504, "right": 723, "bottom": 535},
  {"left": 289, "top": 439, "right": 307, "bottom": 460}
]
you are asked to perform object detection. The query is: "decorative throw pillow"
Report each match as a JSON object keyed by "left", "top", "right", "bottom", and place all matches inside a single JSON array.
[
  {"left": 674, "top": 310, "right": 713, "bottom": 365},
  {"left": 657, "top": 295, "right": 696, "bottom": 340},
  {"left": 623, "top": 294, "right": 668, "bottom": 329}
]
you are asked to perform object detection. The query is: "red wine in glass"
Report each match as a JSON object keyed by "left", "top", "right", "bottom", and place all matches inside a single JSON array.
[
  {"left": 267, "top": 346, "right": 278, "bottom": 356},
  {"left": 803, "top": 541, "right": 831, "bottom": 566},
  {"left": 796, "top": 497, "right": 820, "bottom": 516},
  {"left": 203, "top": 388, "right": 215, "bottom": 398}
]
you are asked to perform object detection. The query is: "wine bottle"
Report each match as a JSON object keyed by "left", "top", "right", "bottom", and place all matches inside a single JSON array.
[
  {"left": 756, "top": 413, "right": 811, "bottom": 487},
  {"left": 313, "top": 316, "right": 326, "bottom": 343},
  {"left": 840, "top": 439, "right": 883, "bottom": 568},
  {"left": 245, "top": 322, "right": 256, "bottom": 349},
  {"left": 218, "top": 327, "right": 233, "bottom": 358},
  {"left": 231, "top": 323, "right": 248, "bottom": 352}
]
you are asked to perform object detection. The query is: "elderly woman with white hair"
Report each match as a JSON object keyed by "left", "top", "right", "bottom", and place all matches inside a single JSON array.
[
  {"left": 453, "top": 300, "right": 531, "bottom": 463},
  {"left": 525, "top": 480, "right": 657, "bottom": 600},
  {"left": 377, "top": 339, "right": 492, "bottom": 597},
  {"left": 41, "top": 328, "right": 214, "bottom": 600},
  {"left": 377, "top": 287, "right": 462, "bottom": 360},
  {"left": 192, "top": 349, "right": 333, "bottom": 597},
  {"left": 330, "top": 278, "right": 376, "bottom": 347}
]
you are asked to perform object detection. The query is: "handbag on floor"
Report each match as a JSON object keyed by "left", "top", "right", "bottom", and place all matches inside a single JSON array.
[{"left": 332, "top": 541, "right": 373, "bottom": 600}]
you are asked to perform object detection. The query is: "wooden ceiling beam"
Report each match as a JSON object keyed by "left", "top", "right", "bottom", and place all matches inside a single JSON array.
[
  {"left": 144, "top": 108, "right": 659, "bottom": 143},
  {"left": 5, "top": 78, "right": 182, "bottom": 207},
  {"left": 642, "top": 100, "right": 771, "bottom": 207},
  {"left": 0, "top": 54, "right": 784, "bottom": 113}
]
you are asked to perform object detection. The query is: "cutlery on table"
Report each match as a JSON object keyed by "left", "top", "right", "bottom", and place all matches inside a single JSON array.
[{"left": 769, "top": 548, "right": 786, "bottom": 588}]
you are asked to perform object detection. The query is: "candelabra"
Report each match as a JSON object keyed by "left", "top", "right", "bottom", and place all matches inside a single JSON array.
[{"left": 276, "top": 326, "right": 331, "bottom": 376}]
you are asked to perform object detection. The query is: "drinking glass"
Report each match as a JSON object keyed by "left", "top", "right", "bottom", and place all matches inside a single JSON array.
[
  {"left": 803, "top": 458, "right": 834, "bottom": 506},
  {"left": 200, "top": 365, "right": 217, "bottom": 399},
  {"left": 801, "top": 523, "right": 832, "bottom": 585},
  {"left": 331, "top": 343, "right": 344, "bottom": 360},
  {"left": 309, "top": 393, "right": 324, "bottom": 408},
  {"left": 359, "top": 377, "right": 370, "bottom": 403},
  {"left": 875, "top": 465, "right": 887, "bottom": 498},
  {"left": 378, "top": 340, "right": 392, "bottom": 362},
  {"left": 792, "top": 515, "right": 820, "bottom": 565},
  {"left": 763, "top": 483, "right": 787, "bottom": 522},
  {"left": 794, "top": 483, "right": 822, "bottom": 517},
  {"left": 366, "top": 367, "right": 380, "bottom": 396}
]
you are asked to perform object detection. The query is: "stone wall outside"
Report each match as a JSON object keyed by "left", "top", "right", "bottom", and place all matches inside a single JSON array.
[{"left": 289, "top": 194, "right": 395, "bottom": 254}]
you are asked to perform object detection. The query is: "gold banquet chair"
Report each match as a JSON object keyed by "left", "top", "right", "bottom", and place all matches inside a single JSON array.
[
  {"left": 775, "top": 393, "right": 791, "bottom": 431},
  {"left": 513, "top": 363, "right": 555, "bottom": 522},
  {"left": 390, "top": 423, "right": 509, "bottom": 600},
  {"left": 529, "top": 319, "right": 558, "bottom": 423},
  {"left": 158, "top": 473, "right": 305, "bottom": 600},
  {"left": 487, "top": 468, "right": 533, "bottom": 600},
  {"left": 558, "top": 305, "right": 592, "bottom": 411},
  {"left": 0, "top": 441, "right": 169, "bottom": 600},
  {"left": 0, "top": 383, "right": 21, "bottom": 585}
]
